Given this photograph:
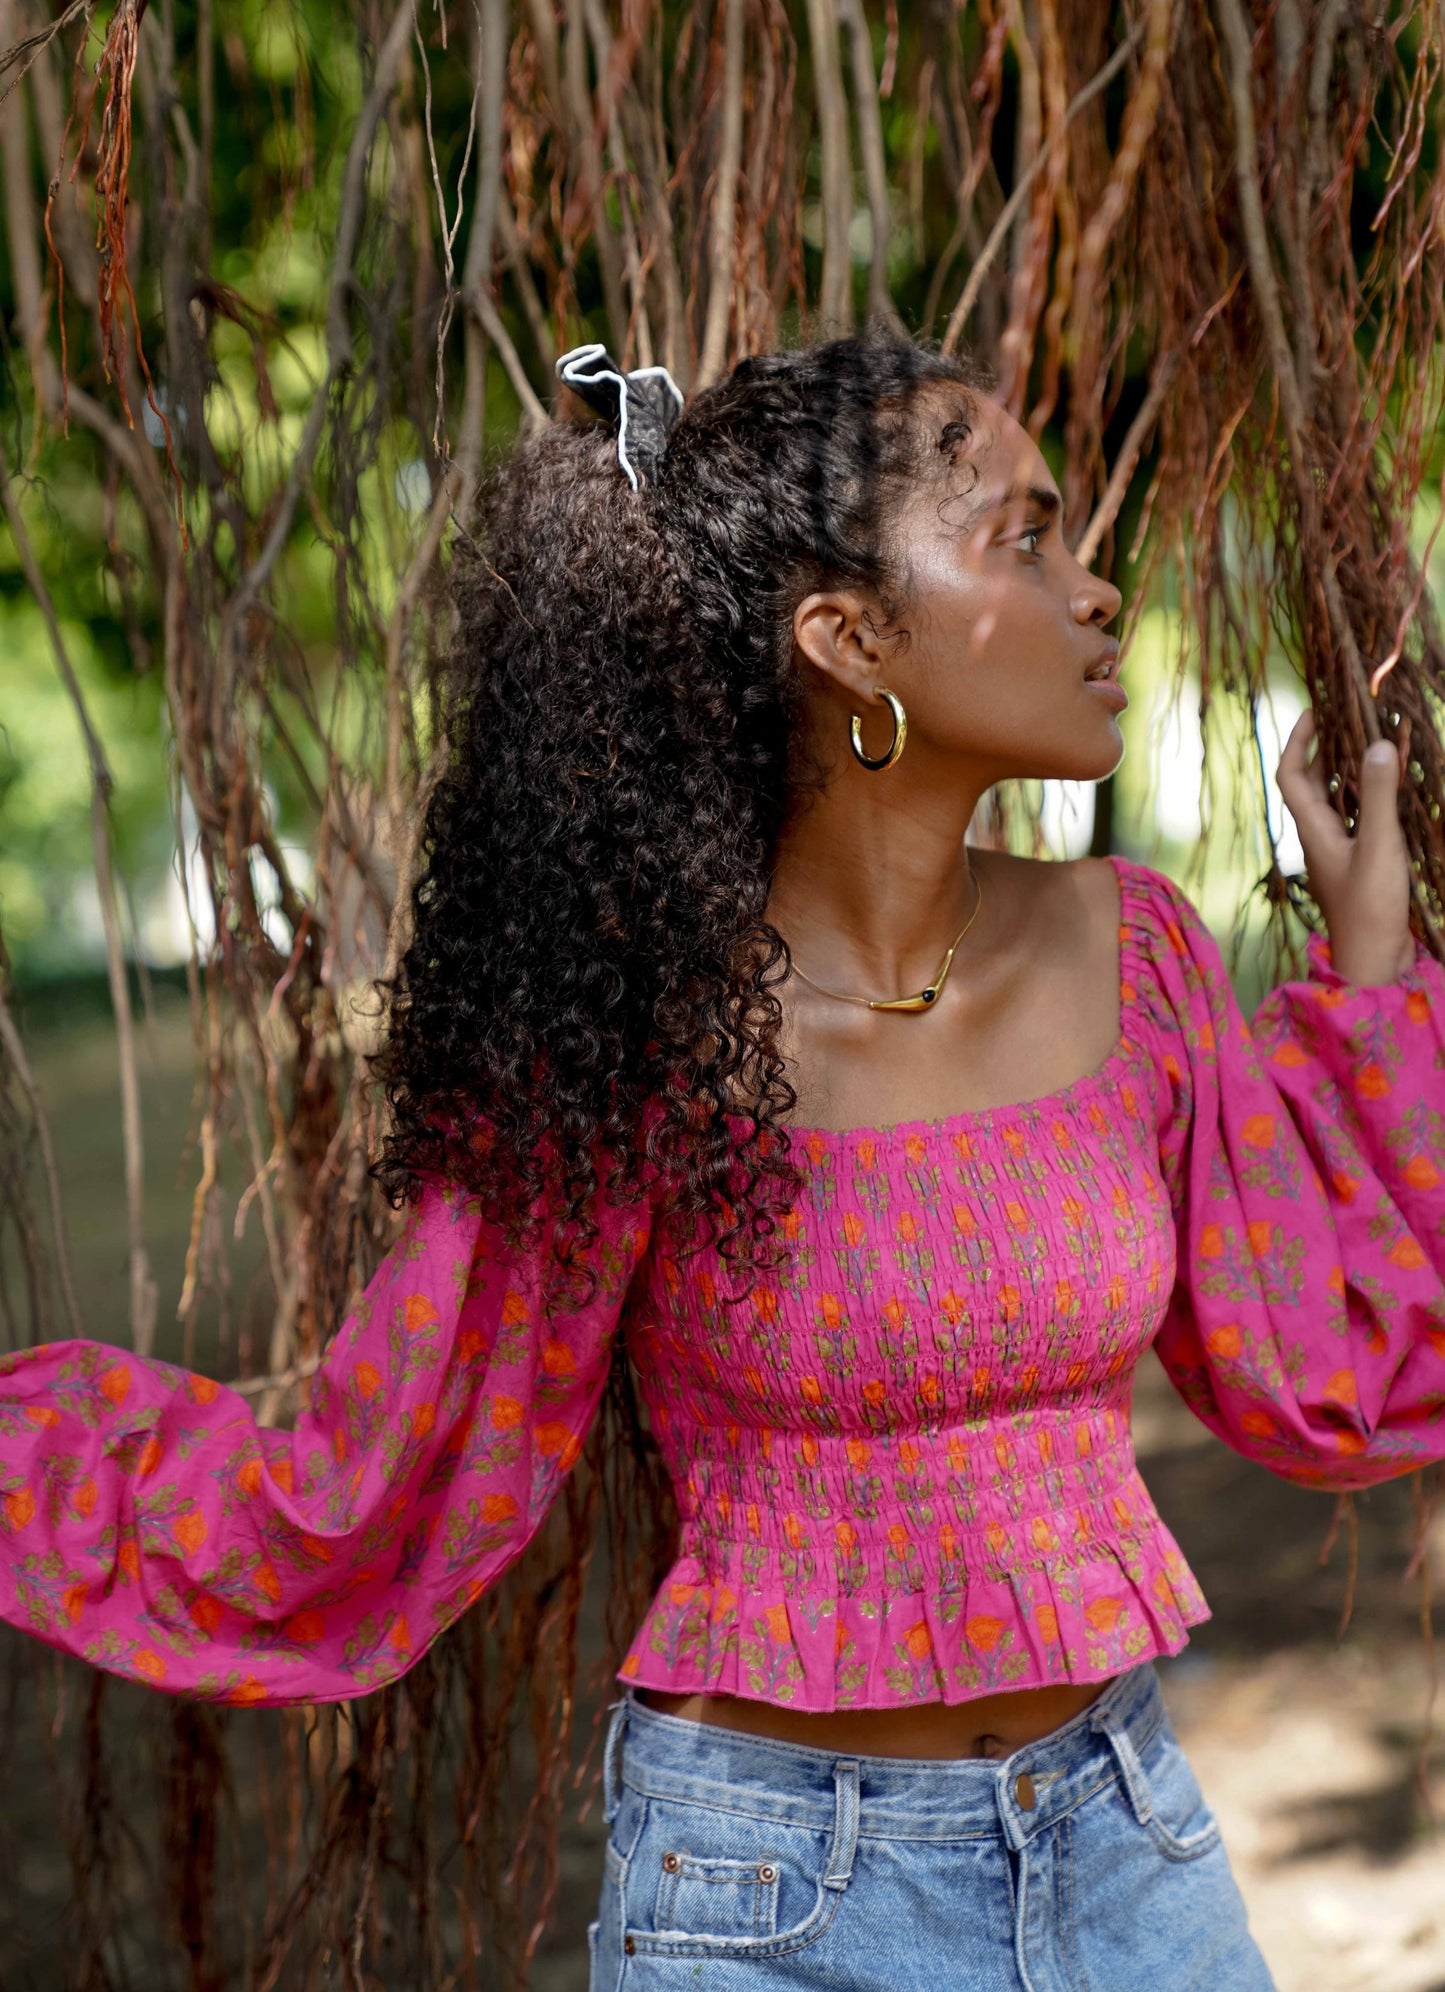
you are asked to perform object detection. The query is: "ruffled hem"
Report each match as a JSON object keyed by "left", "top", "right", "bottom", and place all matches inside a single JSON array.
[{"left": 617, "top": 1533, "right": 1212, "bottom": 1712}]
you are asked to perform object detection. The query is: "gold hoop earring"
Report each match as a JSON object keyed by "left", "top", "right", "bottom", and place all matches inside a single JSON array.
[{"left": 849, "top": 688, "right": 907, "bottom": 772}]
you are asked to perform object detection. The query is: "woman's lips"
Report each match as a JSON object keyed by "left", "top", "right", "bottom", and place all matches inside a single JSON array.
[{"left": 1083, "top": 678, "right": 1128, "bottom": 712}]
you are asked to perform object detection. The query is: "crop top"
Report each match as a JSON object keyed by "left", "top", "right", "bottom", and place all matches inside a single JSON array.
[{"left": 1, "top": 857, "right": 1443, "bottom": 1710}]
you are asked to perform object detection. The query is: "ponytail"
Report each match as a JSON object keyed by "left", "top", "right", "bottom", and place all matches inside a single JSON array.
[{"left": 372, "top": 327, "right": 992, "bottom": 1269}]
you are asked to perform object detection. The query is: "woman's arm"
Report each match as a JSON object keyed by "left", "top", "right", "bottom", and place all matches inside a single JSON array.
[
  {"left": 0, "top": 1172, "right": 650, "bottom": 1703},
  {"left": 1128, "top": 861, "right": 1445, "bottom": 1488}
]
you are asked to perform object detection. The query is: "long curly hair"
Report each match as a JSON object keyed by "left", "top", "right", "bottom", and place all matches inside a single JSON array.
[
  {"left": 360, "top": 335, "right": 1000, "bottom": 1976},
  {"left": 372, "top": 329, "right": 993, "bottom": 1273}
]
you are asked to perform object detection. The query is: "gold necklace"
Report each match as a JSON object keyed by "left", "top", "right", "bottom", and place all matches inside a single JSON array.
[{"left": 788, "top": 870, "right": 984, "bottom": 1013}]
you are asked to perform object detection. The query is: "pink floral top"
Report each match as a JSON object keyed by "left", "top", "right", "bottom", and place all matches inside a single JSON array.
[{"left": 2, "top": 859, "right": 1444, "bottom": 1709}]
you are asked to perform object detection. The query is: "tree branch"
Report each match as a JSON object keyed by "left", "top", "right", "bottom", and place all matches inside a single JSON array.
[
  {"left": 839, "top": 0, "right": 904, "bottom": 332},
  {"left": 0, "top": 978, "right": 86, "bottom": 1341},
  {"left": 1214, "top": 0, "right": 1380, "bottom": 739},
  {"left": 803, "top": 0, "right": 852, "bottom": 334},
  {"left": 223, "top": 0, "right": 416, "bottom": 638},
  {"left": 942, "top": 20, "right": 1144, "bottom": 355},
  {"left": 698, "top": 0, "right": 746, "bottom": 385},
  {"left": 454, "top": 0, "right": 508, "bottom": 501},
  {"left": 1074, "top": 344, "right": 1180, "bottom": 572},
  {"left": 0, "top": 440, "right": 157, "bottom": 1354}
]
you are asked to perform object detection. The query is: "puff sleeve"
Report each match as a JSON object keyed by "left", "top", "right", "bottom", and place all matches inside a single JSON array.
[
  {"left": 0, "top": 1171, "right": 650, "bottom": 1704},
  {"left": 1125, "top": 860, "right": 1445, "bottom": 1489}
]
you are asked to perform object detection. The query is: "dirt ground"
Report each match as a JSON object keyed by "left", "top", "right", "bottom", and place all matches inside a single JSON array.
[{"left": 1164, "top": 1643, "right": 1444, "bottom": 1992}]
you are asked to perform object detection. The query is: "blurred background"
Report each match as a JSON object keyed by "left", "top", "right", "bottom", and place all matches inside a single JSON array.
[{"left": 2, "top": 0, "right": 1444, "bottom": 1985}]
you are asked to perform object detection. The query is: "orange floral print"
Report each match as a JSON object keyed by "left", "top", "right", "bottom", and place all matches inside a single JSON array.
[{"left": 904, "top": 1622, "right": 932, "bottom": 1662}]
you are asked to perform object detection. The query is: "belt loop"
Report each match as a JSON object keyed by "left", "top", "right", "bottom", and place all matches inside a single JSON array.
[
  {"left": 822, "top": 1759, "right": 861, "bottom": 1890},
  {"left": 602, "top": 1695, "right": 629, "bottom": 1825},
  {"left": 1099, "top": 1707, "right": 1152, "bottom": 1829}
]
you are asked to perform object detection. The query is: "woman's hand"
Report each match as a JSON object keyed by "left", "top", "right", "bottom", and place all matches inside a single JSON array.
[{"left": 1276, "top": 707, "right": 1416, "bottom": 986}]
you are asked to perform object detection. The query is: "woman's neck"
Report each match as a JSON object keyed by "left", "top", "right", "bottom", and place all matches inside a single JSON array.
[{"left": 766, "top": 762, "right": 988, "bottom": 993}]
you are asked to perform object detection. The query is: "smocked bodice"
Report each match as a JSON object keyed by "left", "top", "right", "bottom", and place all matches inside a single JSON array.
[{"left": 615, "top": 885, "right": 1195, "bottom": 1703}]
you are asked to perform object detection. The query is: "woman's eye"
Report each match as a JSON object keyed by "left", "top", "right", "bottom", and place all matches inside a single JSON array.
[{"left": 1015, "top": 526, "right": 1045, "bottom": 557}]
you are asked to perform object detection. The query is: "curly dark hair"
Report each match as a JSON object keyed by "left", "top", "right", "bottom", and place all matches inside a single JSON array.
[{"left": 372, "top": 328, "right": 993, "bottom": 1271}]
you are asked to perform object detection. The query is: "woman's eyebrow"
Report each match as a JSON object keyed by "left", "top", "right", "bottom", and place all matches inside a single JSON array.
[
  {"left": 996, "top": 481, "right": 1062, "bottom": 518},
  {"left": 955, "top": 480, "right": 1063, "bottom": 531}
]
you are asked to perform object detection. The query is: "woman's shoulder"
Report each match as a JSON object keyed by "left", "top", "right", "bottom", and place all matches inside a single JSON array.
[
  {"left": 970, "top": 846, "right": 1220, "bottom": 1017},
  {"left": 970, "top": 845, "right": 1184, "bottom": 952}
]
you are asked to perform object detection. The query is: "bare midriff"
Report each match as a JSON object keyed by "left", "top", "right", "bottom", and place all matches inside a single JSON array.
[{"left": 632, "top": 1679, "right": 1113, "bottom": 1760}]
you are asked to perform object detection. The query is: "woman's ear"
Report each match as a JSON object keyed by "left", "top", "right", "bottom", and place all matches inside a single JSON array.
[{"left": 792, "top": 589, "right": 896, "bottom": 706}]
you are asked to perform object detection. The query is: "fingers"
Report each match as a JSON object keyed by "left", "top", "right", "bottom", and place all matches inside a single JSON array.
[
  {"left": 1275, "top": 707, "right": 1412, "bottom": 971},
  {"left": 1276, "top": 708, "right": 1324, "bottom": 801},
  {"left": 1354, "top": 734, "right": 1407, "bottom": 859},
  {"left": 1276, "top": 707, "right": 1342, "bottom": 850},
  {"left": 1276, "top": 707, "right": 1410, "bottom": 837},
  {"left": 1276, "top": 705, "right": 1315, "bottom": 779}
]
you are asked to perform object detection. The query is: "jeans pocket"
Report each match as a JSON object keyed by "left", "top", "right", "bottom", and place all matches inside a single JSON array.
[
  {"left": 626, "top": 1801, "right": 841, "bottom": 1958},
  {"left": 655, "top": 1850, "right": 781, "bottom": 1938},
  {"left": 621, "top": 1759, "right": 859, "bottom": 1961},
  {"left": 1133, "top": 1718, "right": 1223, "bottom": 1863}
]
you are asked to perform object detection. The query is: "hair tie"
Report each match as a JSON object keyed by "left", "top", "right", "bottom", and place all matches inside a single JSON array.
[{"left": 555, "top": 342, "right": 685, "bottom": 491}]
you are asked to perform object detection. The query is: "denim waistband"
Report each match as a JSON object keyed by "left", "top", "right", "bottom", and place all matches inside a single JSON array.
[{"left": 602, "top": 1663, "right": 1168, "bottom": 1855}]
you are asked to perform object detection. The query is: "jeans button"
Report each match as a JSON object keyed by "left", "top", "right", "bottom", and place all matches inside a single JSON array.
[{"left": 1015, "top": 1771, "right": 1037, "bottom": 1811}]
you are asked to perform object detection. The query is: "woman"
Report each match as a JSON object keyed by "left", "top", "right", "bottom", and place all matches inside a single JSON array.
[{"left": 2, "top": 331, "right": 1442, "bottom": 1988}]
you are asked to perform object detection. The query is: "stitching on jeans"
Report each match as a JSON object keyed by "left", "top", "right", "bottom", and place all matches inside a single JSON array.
[
  {"left": 1013, "top": 1842, "right": 1038, "bottom": 1992},
  {"left": 1093, "top": 1703, "right": 1164, "bottom": 1763},
  {"left": 603, "top": 1789, "right": 650, "bottom": 1898},
  {"left": 1056, "top": 1814, "right": 1093, "bottom": 1992},
  {"left": 1083, "top": 1707, "right": 1166, "bottom": 1831},
  {"left": 625, "top": 1764, "right": 857, "bottom": 1958},
  {"left": 654, "top": 1857, "right": 777, "bottom": 1939},
  {"left": 618, "top": 1789, "right": 649, "bottom": 1865},
  {"left": 1132, "top": 1721, "right": 1222, "bottom": 1861},
  {"left": 622, "top": 1783, "right": 835, "bottom": 1831},
  {"left": 1146, "top": 1815, "right": 1222, "bottom": 1863},
  {"left": 625, "top": 1880, "right": 843, "bottom": 1962},
  {"left": 1093, "top": 1741, "right": 1222, "bottom": 1863},
  {"left": 621, "top": 1775, "right": 999, "bottom": 1840},
  {"left": 1014, "top": 1769, "right": 1115, "bottom": 1837},
  {"left": 823, "top": 1760, "right": 860, "bottom": 1888},
  {"left": 622, "top": 1767, "right": 1124, "bottom": 1840},
  {"left": 1053, "top": 1815, "right": 1071, "bottom": 1990},
  {"left": 676, "top": 1863, "right": 779, "bottom": 1881}
]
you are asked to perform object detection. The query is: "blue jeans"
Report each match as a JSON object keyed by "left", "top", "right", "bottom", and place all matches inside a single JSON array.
[{"left": 589, "top": 1663, "right": 1276, "bottom": 1989}]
